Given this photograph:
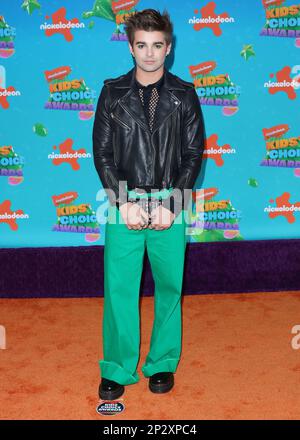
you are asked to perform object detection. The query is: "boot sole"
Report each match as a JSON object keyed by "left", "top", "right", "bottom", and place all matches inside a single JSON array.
[
  {"left": 149, "top": 377, "right": 174, "bottom": 394},
  {"left": 99, "top": 385, "right": 125, "bottom": 401}
]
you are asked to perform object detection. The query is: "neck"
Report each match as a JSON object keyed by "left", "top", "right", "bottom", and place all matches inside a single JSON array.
[{"left": 135, "top": 65, "right": 164, "bottom": 86}]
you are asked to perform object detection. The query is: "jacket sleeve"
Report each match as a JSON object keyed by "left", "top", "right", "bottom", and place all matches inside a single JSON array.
[
  {"left": 161, "top": 86, "right": 206, "bottom": 217},
  {"left": 92, "top": 84, "right": 128, "bottom": 208}
]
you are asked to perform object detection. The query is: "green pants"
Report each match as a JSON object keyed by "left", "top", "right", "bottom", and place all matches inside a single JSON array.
[{"left": 99, "top": 188, "right": 189, "bottom": 385}]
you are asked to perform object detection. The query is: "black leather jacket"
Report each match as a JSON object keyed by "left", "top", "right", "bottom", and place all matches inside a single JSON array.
[{"left": 92, "top": 66, "right": 205, "bottom": 216}]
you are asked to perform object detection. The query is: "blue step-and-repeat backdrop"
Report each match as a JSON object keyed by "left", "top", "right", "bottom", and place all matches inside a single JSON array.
[{"left": 1, "top": 0, "right": 300, "bottom": 247}]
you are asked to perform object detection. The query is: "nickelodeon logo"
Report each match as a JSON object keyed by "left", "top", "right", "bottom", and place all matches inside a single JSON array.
[
  {"left": 188, "top": 1, "right": 234, "bottom": 33},
  {"left": 39, "top": 6, "right": 85, "bottom": 41}
]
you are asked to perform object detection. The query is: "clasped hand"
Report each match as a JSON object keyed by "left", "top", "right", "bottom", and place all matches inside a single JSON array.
[{"left": 119, "top": 202, "right": 175, "bottom": 230}]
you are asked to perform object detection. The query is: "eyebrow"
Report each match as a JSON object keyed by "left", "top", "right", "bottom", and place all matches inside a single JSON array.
[{"left": 135, "top": 41, "right": 164, "bottom": 45}]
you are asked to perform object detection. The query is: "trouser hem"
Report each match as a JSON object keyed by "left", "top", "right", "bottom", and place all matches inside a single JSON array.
[
  {"left": 99, "top": 360, "right": 140, "bottom": 385},
  {"left": 141, "top": 358, "right": 180, "bottom": 377}
]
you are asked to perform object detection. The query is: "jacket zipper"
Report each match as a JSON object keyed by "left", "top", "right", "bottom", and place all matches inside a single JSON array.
[
  {"left": 162, "top": 113, "right": 176, "bottom": 185},
  {"left": 110, "top": 112, "right": 131, "bottom": 130},
  {"left": 112, "top": 132, "right": 118, "bottom": 167}
]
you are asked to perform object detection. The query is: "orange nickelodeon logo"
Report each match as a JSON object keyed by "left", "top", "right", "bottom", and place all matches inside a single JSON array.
[
  {"left": 44, "top": 66, "right": 71, "bottom": 82},
  {"left": 52, "top": 191, "right": 78, "bottom": 207},
  {"left": 112, "top": 0, "right": 139, "bottom": 14},
  {"left": 189, "top": 61, "right": 216, "bottom": 78},
  {"left": 262, "top": 0, "right": 285, "bottom": 8},
  {"left": 263, "top": 124, "right": 289, "bottom": 140}
]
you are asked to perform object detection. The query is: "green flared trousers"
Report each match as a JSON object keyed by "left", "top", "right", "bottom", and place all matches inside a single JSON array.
[{"left": 99, "top": 188, "right": 189, "bottom": 385}]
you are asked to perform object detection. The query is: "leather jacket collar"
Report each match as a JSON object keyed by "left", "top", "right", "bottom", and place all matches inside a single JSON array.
[{"left": 106, "top": 67, "right": 188, "bottom": 135}]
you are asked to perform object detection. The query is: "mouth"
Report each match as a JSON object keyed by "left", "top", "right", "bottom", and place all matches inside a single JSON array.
[{"left": 145, "top": 60, "right": 155, "bottom": 64}]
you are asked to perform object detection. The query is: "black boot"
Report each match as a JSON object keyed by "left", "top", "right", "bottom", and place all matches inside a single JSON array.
[
  {"left": 149, "top": 372, "right": 174, "bottom": 393},
  {"left": 99, "top": 378, "right": 125, "bottom": 400}
]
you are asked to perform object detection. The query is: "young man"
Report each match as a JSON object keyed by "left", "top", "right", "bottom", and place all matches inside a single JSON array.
[{"left": 93, "top": 9, "right": 205, "bottom": 400}]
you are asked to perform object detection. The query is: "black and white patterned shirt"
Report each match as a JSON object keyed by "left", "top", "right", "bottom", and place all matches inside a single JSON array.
[{"left": 134, "top": 73, "right": 164, "bottom": 132}]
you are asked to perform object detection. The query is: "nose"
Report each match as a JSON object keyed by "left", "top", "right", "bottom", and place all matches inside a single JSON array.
[{"left": 146, "top": 47, "right": 154, "bottom": 57}]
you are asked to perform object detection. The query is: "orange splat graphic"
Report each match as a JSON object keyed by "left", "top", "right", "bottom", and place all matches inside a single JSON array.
[
  {"left": 263, "top": 124, "right": 289, "bottom": 140},
  {"left": 269, "top": 192, "right": 300, "bottom": 223},
  {"left": 0, "top": 86, "right": 15, "bottom": 109},
  {"left": 0, "top": 200, "right": 24, "bottom": 230},
  {"left": 193, "top": 2, "right": 229, "bottom": 36},
  {"left": 52, "top": 138, "right": 86, "bottom": 170},
  {"left": 52, "top": 192, "right": 78, "bottom": 207},
  {"left": 45, "top": 66, "right": 71, "bottom": 82},
  {"left": 203, "top": 134, "right": 231, "bottom": 166},
  {"left": 269, "top": 66, "right": 297, "bottom": 100},
  {"left": 262, "top": 0, "right": 284, "bottom": 8},
  {"left": 112, "top": 0, "right": 139, "bottom": 14},
  {"left": 44, "top": 7, "right": 79, "bottom": 42}
]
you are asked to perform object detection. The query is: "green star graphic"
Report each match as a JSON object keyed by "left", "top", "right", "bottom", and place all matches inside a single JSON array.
[
  {"left": 21, "top": 0, "right": 41, "bottom": 15},
  {"left": 82, "top": 0, "right": 115, "bottom": 22},
  {"left": 241, "top": 44, "right": 255, "bottom": 61},
  {"left": 248, "top": 177, "right": 259, "bottom": 188}
]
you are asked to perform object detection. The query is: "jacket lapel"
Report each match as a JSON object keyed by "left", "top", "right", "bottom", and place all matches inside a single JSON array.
[{"left": 113, "top": 67, "right": 185, "bottom": 135}]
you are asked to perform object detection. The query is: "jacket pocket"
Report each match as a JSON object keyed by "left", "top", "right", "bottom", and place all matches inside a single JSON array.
[{"left": 110, "top": 112, "right": 131, "bottom": 131}]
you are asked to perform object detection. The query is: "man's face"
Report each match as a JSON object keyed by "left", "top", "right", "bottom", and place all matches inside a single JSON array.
[{"left": 129, "top": 30, "right": 171, "bottom": 73}]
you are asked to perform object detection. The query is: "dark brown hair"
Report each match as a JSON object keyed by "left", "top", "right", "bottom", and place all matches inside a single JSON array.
[{"left": 123, "top": 9, "right": 173, "bottom": 47}]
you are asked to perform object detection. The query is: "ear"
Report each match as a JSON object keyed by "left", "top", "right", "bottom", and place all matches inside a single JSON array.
[
  {"left": 128, "top": 43, "right": 134, "bottom": 57},
  {"left": 166, "top": 43, "right": 172, "bottom": 56}
]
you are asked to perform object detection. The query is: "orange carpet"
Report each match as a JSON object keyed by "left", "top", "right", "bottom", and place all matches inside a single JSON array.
[{"left": 0, "top": 291, "right": 300, "bottom": 420}]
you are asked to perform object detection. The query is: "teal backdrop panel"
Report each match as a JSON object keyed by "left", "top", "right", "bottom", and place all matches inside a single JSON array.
[{"left": 0, "top": 0, "right": 299, "bottom": 247}]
